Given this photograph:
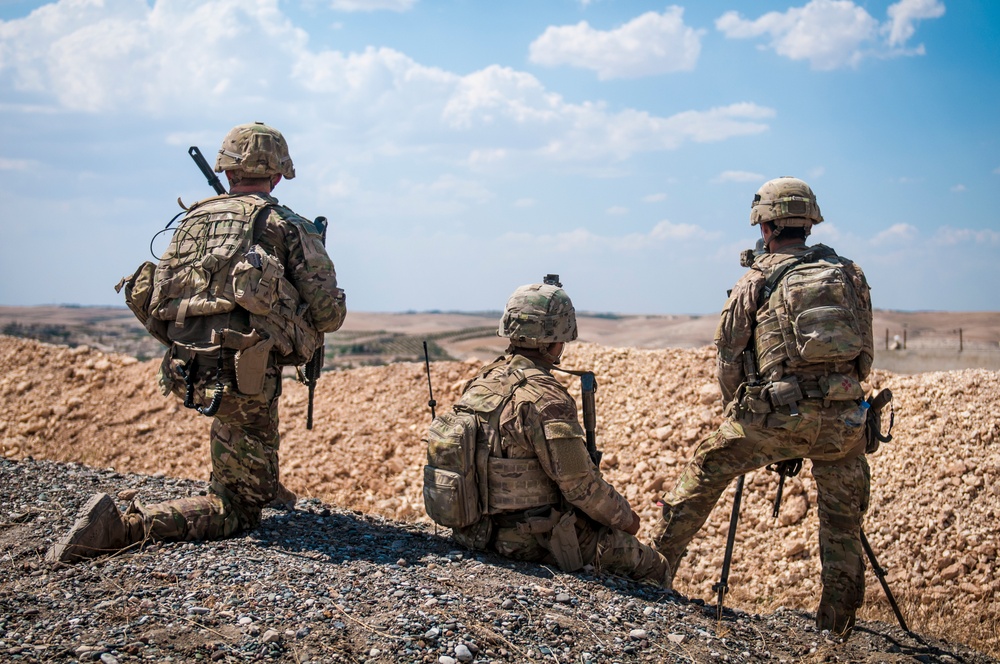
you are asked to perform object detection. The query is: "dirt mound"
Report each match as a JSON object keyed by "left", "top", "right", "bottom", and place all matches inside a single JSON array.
[{"left": 2, "top": 334, "right": 998, "bottom": 657}]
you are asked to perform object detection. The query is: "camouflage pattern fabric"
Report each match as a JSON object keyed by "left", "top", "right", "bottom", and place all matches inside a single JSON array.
[
  {"left": 130, "top": 193, "right": 344, "bottom": 545},
  {"left": 715, "top": 243, "right": 873, "bottom": 403},
  {"left": 478, "top": 353, "right": 671, "bottom": 586},
  {"left": 136, "top": 357, "right": 283, "bottom": 541},
  {"left": 654, "top": 240, "right": 874, "bottom": 634}
]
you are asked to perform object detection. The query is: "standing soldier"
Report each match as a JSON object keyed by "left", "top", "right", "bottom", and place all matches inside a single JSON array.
[
  {"left": 651, "top": 177, "right": 875, "bottom": 637},
  {"left": 48, "top": 122, "right": 347, "bottom": 563},
  {"left": 424, "top": 280, "right": 673, "bottom": 586}
]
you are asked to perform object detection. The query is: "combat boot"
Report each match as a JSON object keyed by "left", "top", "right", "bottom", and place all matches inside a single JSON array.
[
  {"left": 267, "top": 482, "right": 297, "bottom": 510},
  {"left": 816, "top": 604, "right": 857, "bottom": 640},
  {"left": 46, "top": 493, "right": 132, "bottom": 563}
]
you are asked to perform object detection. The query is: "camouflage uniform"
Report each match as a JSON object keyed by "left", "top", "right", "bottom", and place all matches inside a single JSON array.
[
  {"left": 458, "top": 352, "right": 672, "bottom": 586},
  {"left": 141, "top": 193, "right": 346, "bottom": 541},
  {"left": 652, "top": 241, "right": 874, "bottom": 633}
]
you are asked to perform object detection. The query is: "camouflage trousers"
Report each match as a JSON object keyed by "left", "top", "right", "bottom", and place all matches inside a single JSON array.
[
  {"left": 492, "top": 509, "right": 672, "bottom": 587},
  {"left": 133, "top": 352, "right": 283, "bottom": 543},
  {"left": 651, "top": 398, "right": 871, "bottom": 630}
]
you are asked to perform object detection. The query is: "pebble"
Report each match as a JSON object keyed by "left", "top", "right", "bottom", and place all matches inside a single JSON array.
[
  {"left": 629, "top": 629, "right": 647, "bottom": 641},
  {"left": 455, "top": 644, "right": 473, "bottom": 662},
  {"left": 261, "top": 629, "right": 280, "bottom": 644}
]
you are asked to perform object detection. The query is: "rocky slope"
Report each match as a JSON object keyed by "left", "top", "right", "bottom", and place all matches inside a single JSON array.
[{"left": 1, "top": 334, "right": 998, "bottom": 659}]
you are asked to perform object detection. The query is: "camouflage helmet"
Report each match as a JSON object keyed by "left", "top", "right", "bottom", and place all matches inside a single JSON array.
[
  {"left": 499, "top": 283, "right": 578, "bottom": 348},
  {"left": 750, "top": 176, "right": 822, "bottom": 228},
  {"left": 214, "top": 122, "right": 295, "bottom": 180}
]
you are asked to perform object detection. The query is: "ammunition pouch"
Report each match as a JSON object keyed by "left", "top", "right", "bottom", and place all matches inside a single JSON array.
[{"left": 452, "top": 518, "right": 494, "bottom": 551}]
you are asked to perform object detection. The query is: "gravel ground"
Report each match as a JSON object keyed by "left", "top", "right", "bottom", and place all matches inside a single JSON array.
[{"left": 2, "top": 457, "right": 994, "bottom": 664}]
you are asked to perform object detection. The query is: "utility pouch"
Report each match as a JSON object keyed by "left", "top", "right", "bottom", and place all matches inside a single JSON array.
[
  {"left": 767, "top": 376, "right": 803, "bottom": 415},
  {"left": 235, "top": 336, "right": 275, "bottom": 395},
  {"left": 548, "top": 510, "right": 584, "bottom": 572},
  {"left": 232, "top": 245, "right": 284, "bottom": 316},
  {"left": 116, "top": 261, "right": 170, "bottom": 346},
  {"left": 819, "top": 373, "right": 864, "bottom": 402},
  {"left": 741, "top": 383, "right": 772, "bottom": 414}
]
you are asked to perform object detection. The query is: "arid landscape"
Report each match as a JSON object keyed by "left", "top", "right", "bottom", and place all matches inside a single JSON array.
[{"left": 2, "top": 306, "right": 1000, "bottom": 661}]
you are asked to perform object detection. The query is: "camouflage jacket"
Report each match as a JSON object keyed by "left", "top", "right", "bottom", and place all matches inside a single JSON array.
[
  {"left": 488, "top": 353, "right": 635, "bottom": 532},
  {"left": 715, "top": 242, "right": 873, "bottom": 404}
]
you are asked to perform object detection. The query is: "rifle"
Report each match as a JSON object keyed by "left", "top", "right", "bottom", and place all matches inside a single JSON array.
[
  {"left": 422, "top": 340, "right": 437, "bottom": 421},
  {"left": 713, "top": 474, "right": 745, "bottom": 620},
  {"left": 304, "top": 216, "right": 328, "bottom": 430},
  {"left": 188, "top": 146, "right": 227, "bottom": 195}
]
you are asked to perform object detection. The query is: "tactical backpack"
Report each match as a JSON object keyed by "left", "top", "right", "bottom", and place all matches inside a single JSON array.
[
  {"left": 422, "top": 364, "right": 545, "bottom": 531},
  {"left": 754, "top": 245, "right": 866, "bottom": 377}
]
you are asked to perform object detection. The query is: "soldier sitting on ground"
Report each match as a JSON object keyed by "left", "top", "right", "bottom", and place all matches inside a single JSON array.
[{"left": 424, "top": 278, "right": 672, "bottom": 586}]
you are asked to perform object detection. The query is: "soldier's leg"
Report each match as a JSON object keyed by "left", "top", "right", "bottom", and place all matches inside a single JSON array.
[
  {"left": 812, "top": 454, "right": 870, "bottom": 638},
  {"left": 138, "top": 367, "right": 283, "bottom": 542},
  {"left": 651, "top": 419, "right": 773, "bottom": 571},
  {"left": 593, "top": 527, "right": 674, "bottom": 587}
]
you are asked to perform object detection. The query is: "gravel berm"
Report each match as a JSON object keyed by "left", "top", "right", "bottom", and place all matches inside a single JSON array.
[{"left": 2, "top": 457, "right": 993, "bottom": 664}]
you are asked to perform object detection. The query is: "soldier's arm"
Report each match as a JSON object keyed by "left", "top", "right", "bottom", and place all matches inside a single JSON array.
[
  {"left": 714, "top": 271, "right": 763, "bottom": 403},
  {"left": 845, "top": 259, "right": 874, "bottom": 380},
  {"left": 279, "top": 210, "right": 347, "bottom": 334},
  {"left": 519, "top": 391, "right": 636, "bottom": 532}
]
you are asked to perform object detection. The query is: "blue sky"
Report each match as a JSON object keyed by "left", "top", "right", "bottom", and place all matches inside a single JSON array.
[{"left": 0, "top": 0, "right": 997, "bottom": 314}]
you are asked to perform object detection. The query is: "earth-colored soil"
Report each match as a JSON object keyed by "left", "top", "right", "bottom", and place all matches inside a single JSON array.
[{"left": 1, "top": 332, "right": 999, "bottom": 658}]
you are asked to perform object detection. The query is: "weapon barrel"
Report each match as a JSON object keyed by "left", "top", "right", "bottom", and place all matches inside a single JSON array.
[
  {"left": 861, "top": 528, "right": 911, "bottom": 633},
  {"left": 188, "top": 146, "right": 226, "bottom": 195}
]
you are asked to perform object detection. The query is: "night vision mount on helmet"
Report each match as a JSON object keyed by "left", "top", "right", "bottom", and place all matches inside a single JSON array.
[{"left": 499, "top": 280, "right": 578, "bottom": 348}]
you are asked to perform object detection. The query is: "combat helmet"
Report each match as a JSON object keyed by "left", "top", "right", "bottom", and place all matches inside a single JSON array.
[
  {"left": 750, "top": 176, "right": 822, "bottom": 229},
  {"left": 214, "top": 122, "right": 295, "bottom": 179},
  {"left": 499, "top": 277, "right": 578, "bottom": 349}
]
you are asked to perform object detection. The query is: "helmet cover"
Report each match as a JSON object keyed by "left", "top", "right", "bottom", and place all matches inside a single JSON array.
[
  {"left": 214, "top": 122, "right": 295, "bottom": 179},
  {"left": 750, "top": 176, "right": 822, "bottom": 228},
  {"left": 499, "top": 283, "right": 578, "bottom": 347}
]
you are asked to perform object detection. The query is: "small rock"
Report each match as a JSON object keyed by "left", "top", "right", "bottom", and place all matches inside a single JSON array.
[
  {"left": 238, "top": 616, "right": 253, "bottom": 625},
  {"left": 117, "top": 489, "right": 139, "bottom": 502},
  {"left": 100, "top": 654, "right": 119, "bottom": 664},
  {"left": 668, "top": 633, "right": 686, "bottom": 645},
  {"left": 455, "top": 644, "right": 473, "bottom": 662},
  {"left": 188, "top": 606, "right": 210, "bottom": 615},
  {"left": 369, "top": 648, "right": 381, "bottom": 657},
  {"left": 261, "top": 629, "right": 280, "bottom": 644},
  {"left": 629, "top": 629, "right": 647, "bottom": 641},
  {"left": 501, "top": 598, "right": 515, "bottom": 609},
  {"left": 555, "top": 593, "right": 571, "bottom": 603},
  {"left": 439, "top": 657, "right": 457, "bottom": 664}
]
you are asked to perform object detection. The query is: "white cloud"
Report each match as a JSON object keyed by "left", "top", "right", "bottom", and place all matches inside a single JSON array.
[
  {"left": 0, "top": 157, "right": 36, "bottom": 170},
  {"left": 500, "top": 219, "right": 716, "bottom": 254},
  {"left": 716, "top": 170, "right": 764, "bottom": 183},
  {"left": 0, "top": 0, "right": 773, "bottom": 167},
  {"left": 642, "top": 193, "right": 667, "bottom": 203},
  {"left": 950, "top": 184, "right": 966, "bottom": 193},
  {"left": 606, "top": 206, "right": 628, "bottom": 216},
  {"left": 716, "top": 0, "right": 944, "bottom": 70},
  {"left": 871, "top": 222, "right": 918, "bottom": 246},
  {"left": 807, "top": 166, "right": 826, "bottom": 179},
  {"left": 885, "top": 0, "right": 945, "bottom": 47},
  {"left": 994, "top": 167, "right": 1000, "bottom": 175},
  {"left": 513, "top": 198, "right": 535, "bottom": 208},
  {"left": 329, "top": 0, "right": 416, "bottom": 11},
  {"left": 935, "top": 227, "right": 1000, "bottom": 246},
  {"left": 529, "top": 7, "right": 703, "bottom": 79}
]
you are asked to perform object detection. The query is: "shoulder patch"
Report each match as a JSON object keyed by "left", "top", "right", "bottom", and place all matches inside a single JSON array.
[
  {"left": 274, "top": 205, "right": 322, "bottom": 236},
  {"left": 543, "top": 419, "right": 585, "bottom": 441}
]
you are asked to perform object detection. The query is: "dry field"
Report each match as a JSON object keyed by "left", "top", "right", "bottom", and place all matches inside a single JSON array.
[{"left": 2, "top": 308, "right": 1000, "bottom": 658}]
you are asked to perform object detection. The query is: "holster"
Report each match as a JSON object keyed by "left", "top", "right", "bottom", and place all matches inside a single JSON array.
[
  {"left": 518, "top": 507, "right": 584, "bottom": 572},
  {"left": 211, "top": 328, "right": 274, "bottom": 395}
]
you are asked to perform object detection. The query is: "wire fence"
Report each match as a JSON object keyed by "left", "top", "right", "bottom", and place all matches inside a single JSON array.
[{"left": 881, "top": 328, "right": 1000, "bottom": 353}]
